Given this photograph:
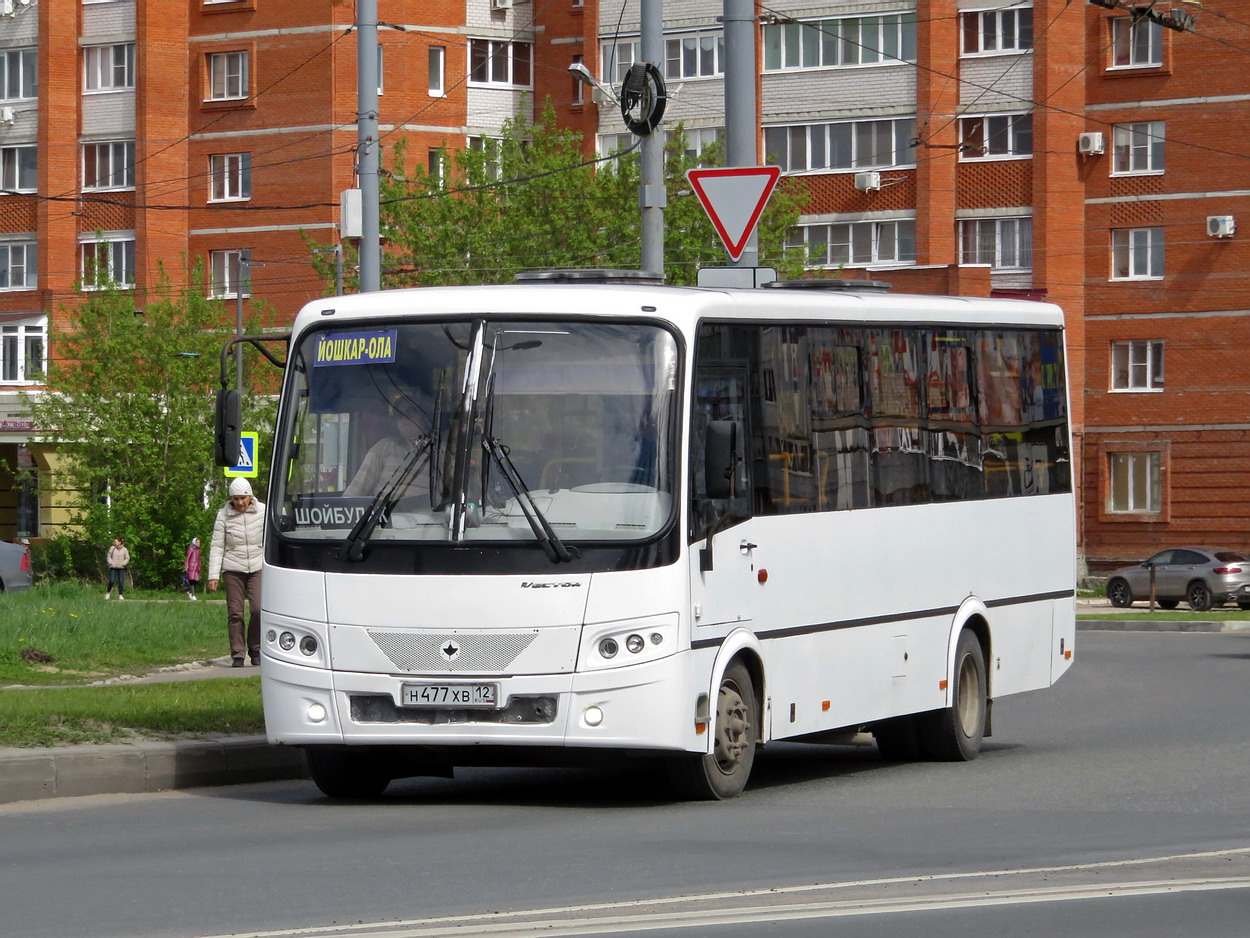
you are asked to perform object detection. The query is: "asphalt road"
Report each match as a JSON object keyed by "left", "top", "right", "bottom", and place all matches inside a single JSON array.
[{"left": 2, "top": 630, "right": 1248, "bottom": 938}]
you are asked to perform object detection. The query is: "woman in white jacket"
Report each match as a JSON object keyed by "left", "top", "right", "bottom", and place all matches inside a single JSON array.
[{"left": 208, "top": 477, "right": 265, "bottom": 668}]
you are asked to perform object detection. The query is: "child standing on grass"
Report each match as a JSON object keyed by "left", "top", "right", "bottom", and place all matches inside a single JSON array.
[
  {"left": 184, "top": 536, "right": 201, "bottom": 600},
  {"left": 105, "top": 537, "right": 129, "bottom": 600}
]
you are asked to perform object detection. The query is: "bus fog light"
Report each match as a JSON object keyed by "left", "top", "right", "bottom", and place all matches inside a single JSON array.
[
  {"left": 599, "top": 638, "right": 619, "bottom": 659},
  {"left": 584, "top": 706, "right": 604, "bottom": 727},
  {"left": 279, "top": 631, "right": 296, "bottom": 651},
  {"left": 626, "top": 634, "right": 645, "bottom": 654},
  {"left": 266, "top": 629, "right": 277, "bottom": 643},
  {"left": 299, "top": 635, "right": 318, "bottom": 656},
  {"left": 307, "top": 703, "right": 327, "bottom": 723}
]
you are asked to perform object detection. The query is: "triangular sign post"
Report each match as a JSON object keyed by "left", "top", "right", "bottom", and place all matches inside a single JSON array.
[{"left": 686, "top": 166, "right": 781, "bottom": 262}]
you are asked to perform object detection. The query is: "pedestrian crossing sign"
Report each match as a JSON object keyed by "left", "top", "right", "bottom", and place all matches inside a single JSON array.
[{"left": 224, "top": 432, "right": 259, "bottom": 478}]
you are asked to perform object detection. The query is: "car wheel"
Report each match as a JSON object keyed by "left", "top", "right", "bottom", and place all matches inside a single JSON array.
[
  {"left": 1238, "top": 602, "right": 1250, "bottom": 611},
  {"left": 1157, "top": 599, "right": 1179, "bottom": 610},
  {"left": 1107, "top": 578, "right": 1133, "bottom": 608},
  {"left": 1186, "top": 581, "right": 1213, "bottom": 612}
]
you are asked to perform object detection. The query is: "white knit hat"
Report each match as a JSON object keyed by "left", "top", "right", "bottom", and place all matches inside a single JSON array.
[{"left": 228, "top": 477, "right": 253, "bottom": 497}]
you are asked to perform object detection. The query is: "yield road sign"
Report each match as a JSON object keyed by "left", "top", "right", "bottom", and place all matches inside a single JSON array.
[
  {"left": 224, "top": 431, "right": 259, "bottom": 478},
  {"left": 686, "top": 166, "right": 781, "bottom": 261}
]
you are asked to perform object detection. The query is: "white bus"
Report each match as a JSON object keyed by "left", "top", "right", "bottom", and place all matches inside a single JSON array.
[{"left": 224, "top": 272, "right": 1076, "bottom": 800}]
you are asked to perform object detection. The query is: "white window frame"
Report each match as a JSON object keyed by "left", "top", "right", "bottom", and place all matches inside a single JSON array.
[
  {"left": 469, "top": 136, "right": 502, "bottom": 181},
  {"left": 81, "top": 236, "right": 137, "bottom": 289},
  {"left": 959, "top": 112, "right": 1033, "bottom": 160},
  {"left": 0, "top": 240, "right": 36, "bottom": 291},
  {"left": 765, "top": 118, "right": 917, "bottom": 173},
  {"left": 665, "top": 32, "right": 724, "bottom": 80},
  {"left": 1111, "top": 339, "right": 1164, "bottom": 392},
  {"left": 84, "top": 43, "right": 135, "bottom": 93},
  {"left": 1111, "top": 16, "right": 1162, "bottom": 68},
  {"left": 210, "top": 248, "right": 252, "bottom": 299},
  {"left": 1112, "top": 121, "right": 1164, "bottom": 175},
  {"left": 571, "top": 54, "right": 584, "bottom": 105},
  {"left": 601, "top": 41, "right": 637, "bottom": 86},
  {"left": 788, "top": 219, "right": 917, "bottom": 269},
  {"left": 207, "top": 51, "right": 249, "bottom": 101},
  {"left": 1107, "top": 451, "right": 1161, "bottom": 513},
  {"left": 960, "top": 216, "right": 1033, "bottom": 270},
  {"left": 208, "top": 152, "right": 252, "bottom": 202},
  {"left": 1, "top": 48, "right": 38, "bottom": 102},
  {"left": 0, "top": 145, "right": 37, "bottom": 192},
  {"left": 961, "top": 5, "right": 1034, "bottom": 55},
  {"left": 670, "top": 126, "right": 723, "bottom": 164},
  {"left": 763, "top": 14, "right": 917, "bottom": 71},
  {"left": 428, "top": 46, "right": 446, "bottom": 96},
  {"left": 1111, "top": 227, "right": 1163, "bottom": 280},
  {"left": 0, "top": 316, "right": 45, "bottom": 384},
  {"left": 468, "top": 39, "right": 532, "bottom": 88},
  {"left": 83, "top": 141, "right": 136, "bottom": 191}
]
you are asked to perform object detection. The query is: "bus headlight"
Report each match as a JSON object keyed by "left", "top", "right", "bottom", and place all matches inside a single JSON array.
[
  {"left": 580, "top": 615, "right": 679, "bottom": 671},
  {"left": 279, "top": 631, "right": 296, "bottom": 651},
  {"left": 599, "top": 638, "right": 619, "bottom": 659},
  {"left": 299, "top": 635, "right": 319, "bottom": 656},
  {"left": 626, "top": 634, "right": 645, "bottom": 654}
]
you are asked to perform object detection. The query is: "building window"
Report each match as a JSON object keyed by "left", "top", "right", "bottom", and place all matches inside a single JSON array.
[
  {"left": 1111, "top": 16, "right": 1162, "bottom": 68},
  {"left": 207, "top": 51, "right": 249, "bottom": 100},
  {"left": 209, "top": 153, "right": 251, "bottom": 201},
  {"left": 671, "top": 126, "right": 723, "bottom": 164},
  {"left": 15, "top": 444, "right": 39, "bottom": 537},
  {"left": 1111, "top": 227, "right": 1163, "bottom": 280},
  {"left": 961, "top": 5, "right": 1034, "bottom": 55},
  {"left": 763, "top": 13, "right": 917, "bottom": 70},
  {"left": 787, "top": 220, "right": 917, "bottom": 268},
  {"left": 1, "top": 317, "right": 44, "bottom": 383},
  {"left": 1108, "top": 451, "right": 1161, "bottom": 513},
  {"left": 428, "top": 46, "right": 445, "bottom": 96},
  {"left": 959, "top": 113, "right": 1033, "bottom": 159},
  {"left": 83, "top": 141, "right": 135, "bottom": 190},
  {"left": 1, "top": 146, "right": 37, "bottom": 192},
  {"left": 601, "top": 41, "right": 637, "bottom": 86},
  {"left": 1112, "top": 121, "right": 1164, "bottom": 174},
  {"left": 81, "top": 237, "right": 136, "bottom": 289},
  {"left": 468, "top": 39, "right": 532, "bottom": 87},
  {"left": 210, "top": 249, "right": 251, "bottom": 298},
  {"left": 571, "top": 54, "right": 584, "bottom": 105},
  {"left": 376, "top": 44, "right": 384, "bottom": 95},
  {"left": 766, "top": 118, "right": 916, "bottom": 173},
  {"left": 84, "top": 43, "right": 135, "bottom": 92},
  {"left": 427, "top": 148, "right": 447, "bottom": 185},
  {"left": 1, "top": 48, "right": 38, "bottom": 101},
  {"left": 0, "top": 241, "right": 36, "bottom": 290},
  {"left": 960, "top": 217, "right": 1033, "bottom": 270},
  {"left": 666, "top": 33, "right": 724, "bottom": 79},
  {"left": 469, "top": 136, "right": 501, "bottom": 180},
  {"left": 1111, "top": 339, "right": 1163, "bottom": 391}
]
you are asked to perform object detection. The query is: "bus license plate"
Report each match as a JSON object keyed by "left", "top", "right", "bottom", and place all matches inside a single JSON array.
[{"left": 400, "top": 682, "right": 498, "bottom": 709}]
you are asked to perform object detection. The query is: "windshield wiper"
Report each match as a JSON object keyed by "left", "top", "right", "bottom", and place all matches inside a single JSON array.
[
  {"left": 339, "top": 436, "right": 432, "bottom": 563},
  {"left": 483, "top": 437, "right": 572, "bottom": 564}
]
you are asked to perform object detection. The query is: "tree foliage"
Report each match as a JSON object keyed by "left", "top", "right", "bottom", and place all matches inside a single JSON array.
[
  {"left": 342, "top": 103, "right": 809, "bottom": 289},
  {"left": 24, "top": 270, "right": 274, "bottom": 587}
]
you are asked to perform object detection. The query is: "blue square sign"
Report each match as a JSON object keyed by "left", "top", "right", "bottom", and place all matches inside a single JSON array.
[{"left": 224, "top": 431, "right": 259, "bottom": 478}]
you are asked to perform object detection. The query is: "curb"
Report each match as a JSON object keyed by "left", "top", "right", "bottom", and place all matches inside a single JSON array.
[
  {"left": 1077, "top": 619, "right": 1250, "bottom": 633},
  {"left": 0, "top": 735, "right": 307, "bottom": 805}
]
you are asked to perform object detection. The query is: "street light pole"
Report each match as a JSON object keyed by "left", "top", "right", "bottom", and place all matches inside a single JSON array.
[
  {"left": 356, "top": 0, "right": 381, "bottom": 293},
  {"left": 724, "top": 0, "right": 759, "bottom": 269},
  {"left": 639, "top": 0, "right": 666, "bottom": 277}
]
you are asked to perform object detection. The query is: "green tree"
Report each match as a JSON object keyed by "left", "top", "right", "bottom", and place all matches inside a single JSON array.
[
  {"left": 24, "top": 269, "right": 269, "bottom": 587},
  {"left": 315, "top": 104, "right": 807, "bottom": 290}
]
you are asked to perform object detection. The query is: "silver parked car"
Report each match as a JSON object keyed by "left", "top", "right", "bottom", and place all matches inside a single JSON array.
[
  {"left": 0, "top": 540, "right": 33, "bottom": 592},
  {"left": 1105, "top": 547, "right": 1250, "bottom": 611}
]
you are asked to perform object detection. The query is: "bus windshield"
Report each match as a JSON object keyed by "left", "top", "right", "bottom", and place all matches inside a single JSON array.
[{"left": 272, "top": 319, "right": 679, "bottom": 553}]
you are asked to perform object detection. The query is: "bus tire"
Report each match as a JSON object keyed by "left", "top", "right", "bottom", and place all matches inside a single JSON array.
[
  {"left": 919, "top": 630, "right": 986, "bottom": 762},
  {"left": 872, "top": 715, "right": 924, "bottom": 761},
  {"left": 306, "top": 747, "right": 393, "bottom": 799},
  {"left": 667, "top": 661, "right": 757, "bottom": 800}
]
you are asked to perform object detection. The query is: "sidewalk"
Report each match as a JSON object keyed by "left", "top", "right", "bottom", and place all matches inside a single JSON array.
[{"left": 3, "top": 609, "right": 1246, "bottom": 806}]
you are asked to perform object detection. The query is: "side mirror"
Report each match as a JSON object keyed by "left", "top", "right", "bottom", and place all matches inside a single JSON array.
[
  {"left": 704, "top": 420, "right": 739, "bottom": 500},
  {"left": 214, "top": 389, "right": 242, "bottom": 467}
]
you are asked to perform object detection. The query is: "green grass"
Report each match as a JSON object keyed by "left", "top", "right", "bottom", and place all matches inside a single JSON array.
[
  {"left": 0, "top": 581, "right": 263, "bottom": 748},
  {"left": 0, "top": 679, "right": 263, "bottom": 748}
]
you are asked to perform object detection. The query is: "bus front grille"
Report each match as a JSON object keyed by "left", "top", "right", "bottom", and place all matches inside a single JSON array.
[
  {"left": 365, "top": 630, "right": 539, "bottom": 672},
  {"left": 349, "top": 695, "right": 558, "bottom": 725}
]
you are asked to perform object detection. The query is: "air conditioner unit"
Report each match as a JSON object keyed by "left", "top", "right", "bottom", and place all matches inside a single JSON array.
[
  {"left": 0, "top": 1, "right": 15, "bottom": 16},
  {"left": 1207, "top": 215, "right": 1236, "bottom": 238},
  {"left": 854, "top": 171, "right": 882, "bottom": 192},
  {"left": 491, "top": 0, "right": 512, "bottom": 9},
  {"left": 1078, "top": 132, "right": 1105, "bottom": 156},
  {"left": 0, "top": 107, "right": 14, "bottom": 124}
]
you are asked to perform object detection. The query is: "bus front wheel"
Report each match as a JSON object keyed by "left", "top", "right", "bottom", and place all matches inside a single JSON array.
[
  {"left": 919, "top": 630, "right": 987, "bottom": 762},
  {"left": 667, "top": 661, "right": 757, "bottom": 800},
  {"left": 306, "top": 747, "right": 393, "bottom": 799}
]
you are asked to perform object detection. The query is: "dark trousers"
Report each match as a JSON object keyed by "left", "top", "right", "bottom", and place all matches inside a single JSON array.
[
  {"left": 107, "top": 568, "right": 126, "bottom": 595},
  {"left": 223, "top": 569, "right": 262, "bottom": 658}
]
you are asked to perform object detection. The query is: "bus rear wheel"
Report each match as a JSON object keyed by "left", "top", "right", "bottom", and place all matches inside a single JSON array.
[
  {"left": 919, "top": 630, "right": 987, "bottom": 762},
  {"left": 306, "top": 747, "right": 393, "bottom": 799},
  {"left": 667, "top": 661, "right": 757, "bottom": 800}
]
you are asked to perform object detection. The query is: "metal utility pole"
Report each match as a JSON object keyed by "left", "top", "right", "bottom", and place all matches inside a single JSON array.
[
  {"left": 356, "top": 0, "right": 381, "bottom": 292},
  {"left": 724, "top": 0, "right": 759, "bottom": 269},
  {"left": 234, "top": 253, "right": 246, "bottom": 391},
  {"left": 639, "top": 0, "right": 666, "bottom": 277}
]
